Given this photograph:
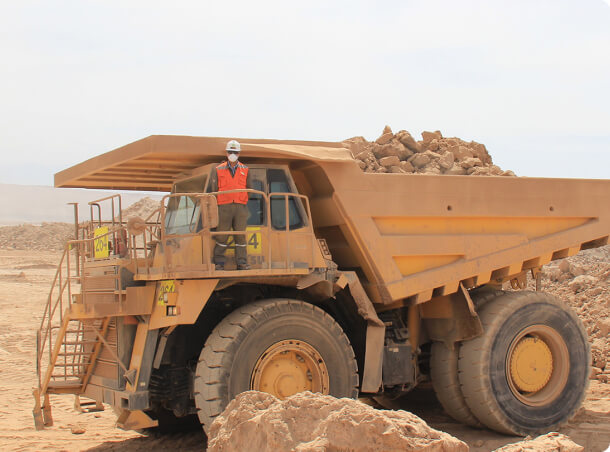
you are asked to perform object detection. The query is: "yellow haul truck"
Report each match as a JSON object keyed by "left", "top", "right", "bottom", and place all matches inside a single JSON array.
[{"left": 34, "top": 135, "right": 610, "bottom": 436}]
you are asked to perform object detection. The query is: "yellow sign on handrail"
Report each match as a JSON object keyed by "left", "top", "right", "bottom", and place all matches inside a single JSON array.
[{"left": 94, "top": 227, "right": 109, "bottom": 258}]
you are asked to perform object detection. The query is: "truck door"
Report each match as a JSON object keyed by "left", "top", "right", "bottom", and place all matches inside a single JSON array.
[{"left": 267, "top": 168, "right": 314, "bottom": 269}]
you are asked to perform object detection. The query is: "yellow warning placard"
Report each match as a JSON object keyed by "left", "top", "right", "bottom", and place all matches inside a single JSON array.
[
  {"left": 157, "top": 280, "right": 176, "bottom": 306},
  {"left": 93, "top": 227, "right": 109, "bottom": 258},
  {"left": 225, "top": 226, "right": 263, "bottom": 256}
]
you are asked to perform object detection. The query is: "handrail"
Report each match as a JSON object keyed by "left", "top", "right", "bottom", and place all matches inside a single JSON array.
[
  {"left": 129, "top": 207, "right": 162, "bottom": 275},
  {"left": 160, "top": 190, "right": 267, "bottom": 237},
  {"left": 89, "top": 194, "right": 123, "bottom": 226},
  {"left": 137, "top": 189, "right": 315, "bottom": 273}
]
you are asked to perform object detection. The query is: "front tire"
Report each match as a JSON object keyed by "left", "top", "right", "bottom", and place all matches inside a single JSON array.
[
  {"left": 194, "top": 299, "right": 359, "bottom": 432},
  {"left": 458, "top": 291, "right": 590, "bottom": 435}
]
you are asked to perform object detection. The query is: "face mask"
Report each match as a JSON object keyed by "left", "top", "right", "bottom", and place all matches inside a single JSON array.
[{"left": 228, "top": 153, "right": 238, "bottom": 163}]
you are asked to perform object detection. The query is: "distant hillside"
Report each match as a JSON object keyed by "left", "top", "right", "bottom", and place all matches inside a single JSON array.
[{"left": 0, "top": 184, "right": 163, "bottom": 225}]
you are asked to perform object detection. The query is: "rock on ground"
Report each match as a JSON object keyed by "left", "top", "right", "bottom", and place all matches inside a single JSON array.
[
  {"left": 0, "top": 222, "right": 74, "bottom": 251},
  {"left": 0, "top": 197, "right": 161, "bottom": 252},
  {"left": 121, "top": 196, "right": 161, "bottom": 220},
  {"left": 491, "top": 432, "right": 584, "bottom": 451},
  {"left": 207, "top": 391, "right": 468, "bottom": 452}
]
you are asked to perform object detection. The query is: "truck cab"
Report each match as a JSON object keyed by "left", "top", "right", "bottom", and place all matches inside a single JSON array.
[{"left": 156, "top": 163, "right": 325, "bottom": 274}]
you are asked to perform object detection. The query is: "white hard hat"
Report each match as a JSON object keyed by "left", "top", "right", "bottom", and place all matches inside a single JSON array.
[{"left": 226, "top": 140, "right": 241, "bottom": 153}]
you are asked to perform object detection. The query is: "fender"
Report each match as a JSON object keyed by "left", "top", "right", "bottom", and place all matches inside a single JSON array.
[{"left": 338, "top": 271, "right": 385, "bottom": 393}]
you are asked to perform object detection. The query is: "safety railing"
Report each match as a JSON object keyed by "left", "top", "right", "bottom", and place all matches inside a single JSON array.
[
  {"left": 90, "top": 194, "right": 122, "bottom": 227},
  {"left": 132, "top": 189, "right": 316, "bottom": 277},
  {"left": 127, "top": 208, "right": 162, "bottom": 261}
]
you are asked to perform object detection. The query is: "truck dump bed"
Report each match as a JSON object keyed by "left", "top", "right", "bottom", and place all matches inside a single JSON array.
[
  {"left": 308, "top": 161, "right": 610, "bottom": 305},
  {"left": 56, "top": 135, "right": 610, "bottom": 306}
]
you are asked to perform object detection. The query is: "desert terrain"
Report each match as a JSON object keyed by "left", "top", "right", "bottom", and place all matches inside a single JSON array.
[{"left": 0, "top": 234, "right": 608, "bottom": 451}]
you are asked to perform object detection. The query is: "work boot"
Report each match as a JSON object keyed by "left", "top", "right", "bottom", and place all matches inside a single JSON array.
[
  {"left": 215, "top": 263, "right": 225, "bottom": 271},
  {"left": 237, "top": 263, "right": 251, "bottom": 270}
]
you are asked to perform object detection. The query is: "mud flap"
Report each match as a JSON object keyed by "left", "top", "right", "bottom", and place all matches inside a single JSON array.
[
  {"left": 339, "top": 272, "right": 385, "bottom": 393},
  {"left": 421, "top": 283, "right": 483, "bottom": 347}
]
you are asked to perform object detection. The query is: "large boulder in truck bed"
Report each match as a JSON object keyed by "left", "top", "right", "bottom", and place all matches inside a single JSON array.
[{"left": 343, "top": 125, "right": 515, "bottom": 176}]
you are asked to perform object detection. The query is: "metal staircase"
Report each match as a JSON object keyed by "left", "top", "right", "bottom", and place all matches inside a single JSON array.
[
  {"left": 32, "top": 239, "right": 118, "bottom": 429},
  {"left": 33, "top": 206, "right": 128, "bottom": 429}
]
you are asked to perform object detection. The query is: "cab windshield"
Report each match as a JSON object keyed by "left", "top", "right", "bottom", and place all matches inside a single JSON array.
[{"left": 164, "top": 175, "right": 207, "bottom": 235}]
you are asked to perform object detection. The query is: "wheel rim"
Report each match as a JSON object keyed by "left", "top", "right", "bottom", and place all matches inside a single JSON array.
[
  {"left": 250, "top": 340, "right": 330, "bottom": 399},
  {"left": 506, "top": 325, "right": 569, "bottom": 406}
]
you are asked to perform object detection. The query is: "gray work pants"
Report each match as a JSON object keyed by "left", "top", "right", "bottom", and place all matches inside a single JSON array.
[{"left": 213, "top": 203, "right": 249, "bottom": 266}]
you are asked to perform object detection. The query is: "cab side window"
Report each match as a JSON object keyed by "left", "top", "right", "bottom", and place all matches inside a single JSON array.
[
  {"left": 268, "top": 169, "right": 305, "bottom": 230},
  {"left": 247, "top": 178, "right": 265, "bottom": 226}
]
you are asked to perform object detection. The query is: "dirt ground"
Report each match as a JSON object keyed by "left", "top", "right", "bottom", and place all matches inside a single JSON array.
[{"left": 0, "top": 249, "right": 608, "bottom": 452}]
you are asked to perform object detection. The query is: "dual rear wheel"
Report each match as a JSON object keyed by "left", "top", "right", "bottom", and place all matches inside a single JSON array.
[{"left": 430, "top": 291, "right": 590, "bottom": 435}]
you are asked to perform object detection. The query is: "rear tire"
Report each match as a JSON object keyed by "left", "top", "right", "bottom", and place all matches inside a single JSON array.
[
  {"left": 458, "top": 291, "right": 590, "bottom": 435},
  {"left": 193, "top": 299, "right": 359, "bottom": 433},
  {"left": 430, "top": 342, "right": 481, "bottom": 427},
  {"left": 429, "top": 288, "right": 504, "bottom": 427}
]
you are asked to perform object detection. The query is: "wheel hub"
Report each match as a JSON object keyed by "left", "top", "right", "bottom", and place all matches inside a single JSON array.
[
  {"left": 250, "top": 340, "right": 329, "bottom": 399},
  {"left": 510, "top": 337, "right": 553, "bottom": 393}
]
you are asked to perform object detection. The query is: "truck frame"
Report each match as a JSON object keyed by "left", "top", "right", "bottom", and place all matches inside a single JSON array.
[{"left": 34, "top": 135, "right": 610, "bottom": 436}]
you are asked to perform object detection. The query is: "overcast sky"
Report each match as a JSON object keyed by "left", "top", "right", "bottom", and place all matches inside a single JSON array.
[{"left": 1, "top": 0, "right": 609, "bottom": 186}]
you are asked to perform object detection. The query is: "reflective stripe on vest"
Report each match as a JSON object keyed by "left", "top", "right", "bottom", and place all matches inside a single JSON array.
[{"left": 216, "top": 162, "right": 249, "bottom": 205}]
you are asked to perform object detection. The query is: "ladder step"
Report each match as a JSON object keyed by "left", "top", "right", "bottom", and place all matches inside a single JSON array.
[
  {"left": 57, "top": 352, "right": 91, "bottom": 356},
  {"left": 52, "top": 363, "right": 90, "bottom": 367},
  {"left": 65, "top": 330, "right": 103, "bottom": 334},
  {"left": 48, "top": 381, "right": 82, "bottom": 389},
  {"left": 83, "top": 289, "right": 118, "bottom": 294},
  {"left": 62, "top": 341, "right": 98, "bottom": 345}
]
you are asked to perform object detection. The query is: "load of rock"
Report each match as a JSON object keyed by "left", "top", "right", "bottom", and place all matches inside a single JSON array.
[
  {"left": 207, "top": 390, "right": 468, "bottom": 452},
  {"left": 344, "top": 125, "right": 516, "bottom": 176}
]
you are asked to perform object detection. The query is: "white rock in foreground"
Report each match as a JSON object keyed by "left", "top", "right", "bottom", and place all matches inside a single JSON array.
[
  {"left": 207, "top": 391, "right": 468, "bottom": 452},
  {"left": 492, "top": 432, "right": 584, "bottom": 451}
]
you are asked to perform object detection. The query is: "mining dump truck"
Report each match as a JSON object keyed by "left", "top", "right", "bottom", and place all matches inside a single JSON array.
[{"left": 34, "top": 135, "right": 609, "bottom": 436}]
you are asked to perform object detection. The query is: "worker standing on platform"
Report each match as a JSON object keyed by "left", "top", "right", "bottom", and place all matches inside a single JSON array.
[{"left": 209, "top": 140, "right": 251, "bottom": 270}]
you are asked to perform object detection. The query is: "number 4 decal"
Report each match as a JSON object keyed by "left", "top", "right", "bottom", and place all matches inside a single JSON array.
[{"left": 246, "top": 227, "right": 262, "bottom": 255}]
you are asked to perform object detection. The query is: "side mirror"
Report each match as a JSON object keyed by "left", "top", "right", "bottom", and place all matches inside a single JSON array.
[
  {"left": 199, "top": 195, "right": 219, "bottom": 229},
  {"left": 126, "top": 216, "right": 147, "bottom": 235}
]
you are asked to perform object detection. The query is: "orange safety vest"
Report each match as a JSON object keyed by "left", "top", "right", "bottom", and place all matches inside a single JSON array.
[{"left": 216, "top": 162, "right": 249, "bottom": 205}]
